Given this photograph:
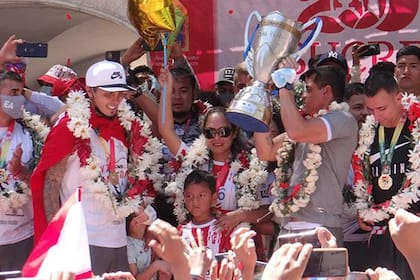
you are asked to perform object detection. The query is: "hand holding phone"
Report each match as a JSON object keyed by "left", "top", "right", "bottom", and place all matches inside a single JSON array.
[
  {"left": 303, "top": 248, "right": 348, "bottom": 278},
  {"left": 16, "top": 42, "right": 48, "bottom": 58},
  {"left": 277, "top": 228, "right": 321, "bottom": 249},
  {"left": 356, "top": 43, "right": 380, "bottom": 58}
]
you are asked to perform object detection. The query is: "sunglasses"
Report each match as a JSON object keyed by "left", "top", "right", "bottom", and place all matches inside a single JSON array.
[{"left": 203, "top": 127, "right": 233, "bottom": 139}]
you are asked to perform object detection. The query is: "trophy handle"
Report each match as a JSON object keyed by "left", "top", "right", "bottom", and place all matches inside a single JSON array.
[
  {"left": 292, "top": 17, "right": 323, "bottom": 60},
  {"left": 243, "top": 10, "right": 262, "bottom": 59}
]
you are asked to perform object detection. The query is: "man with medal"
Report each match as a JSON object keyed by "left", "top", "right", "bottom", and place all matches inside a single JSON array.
[
  {"left": 358, "top": 70, "right": 420, "bottom": 279},
  {"left": 31, "top": 60, "right": 138, "bottom": 275}
]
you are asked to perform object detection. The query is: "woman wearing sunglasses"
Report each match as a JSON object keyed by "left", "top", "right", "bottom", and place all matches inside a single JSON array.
[{"left": 158, "top": 68, "right": 270, "bottom": 234}]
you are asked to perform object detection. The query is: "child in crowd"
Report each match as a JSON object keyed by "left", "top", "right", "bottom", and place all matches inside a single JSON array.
[
  {"left": 178, "top": 170, "right": 231, "bottom": 256},
  {"left": 126, "top": 206, "right": 171, "bottom": 280}
]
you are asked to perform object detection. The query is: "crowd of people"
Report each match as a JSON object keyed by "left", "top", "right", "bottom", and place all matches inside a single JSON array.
[{"left": 0, "top": 32, "right": 420, "bottom": 280}]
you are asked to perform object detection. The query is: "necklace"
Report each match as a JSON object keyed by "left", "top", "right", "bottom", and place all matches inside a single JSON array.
[
  {"left": 353, "top": 94, "right": 420, "bottom": 222},
  {"left": 377, "top": 117, "right": 405, "bottom": 190},
  {"left": 66, "top": 90, "right": 163, "bottom": 218},
  {"left": 166, "top": 136, "right": 268, "bottom": 223},
  {"left": 270, "top": 101, "right": 349, "bottom": 217}
]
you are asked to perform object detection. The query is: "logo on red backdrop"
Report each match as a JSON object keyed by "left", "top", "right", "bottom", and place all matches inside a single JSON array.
[{"left": 298, "top": 0, "right": 418, "bottom": 33}]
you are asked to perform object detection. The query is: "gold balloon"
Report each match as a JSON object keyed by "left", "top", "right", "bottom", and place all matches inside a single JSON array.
[
  {"left": 128, "top": 0, "right": 176, "bottom": 50},
  {"left": 167, "top": 0, "right": 187, "bottom": 48}
]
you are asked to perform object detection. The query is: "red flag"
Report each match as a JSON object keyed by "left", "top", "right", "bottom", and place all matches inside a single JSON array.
[{"left": 22, "top": 188, "right": 92, "bottom": 279}]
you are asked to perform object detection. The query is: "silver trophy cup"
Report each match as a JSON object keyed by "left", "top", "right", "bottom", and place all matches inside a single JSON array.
[{"left": 226, "top": 11, "right": 322, "bottom": 132}]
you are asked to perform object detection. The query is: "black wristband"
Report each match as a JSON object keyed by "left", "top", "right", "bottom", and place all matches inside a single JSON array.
[
  {"left": 132, "top": 87, "right": 143, "bottom": 99},
  {"left": 281, "top": 82, "right": 294, "bottom": 91}
]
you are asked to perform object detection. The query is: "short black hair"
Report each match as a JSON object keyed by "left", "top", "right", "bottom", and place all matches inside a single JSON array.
[
  {"left": 396, "top": 45, "right": 420, "bottom": 62},
  {"left": 344, "top": 82, "right": 365, "bottom": 102},
  {"left": 184, "top": 169, "right": 216, "bottom": 194},
  {"left": 369, "top": 61, "right": 396, "bottom": 76},
  {"left": 364, "top": 71, "right": 398, "bottom": 97},
  {"left": 170, "top": 67, "right": 197, "bottom": 89},
  {"left": 302, "top": 65, "right": 346, "bottom": 102},
  {"left": 0, "top": 70, "right": 23, "bottom": 84}
]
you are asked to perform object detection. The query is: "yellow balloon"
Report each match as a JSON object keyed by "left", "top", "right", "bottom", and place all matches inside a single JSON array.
[{"left": 128, "top": 0, "right": 176, "bottom": 50}]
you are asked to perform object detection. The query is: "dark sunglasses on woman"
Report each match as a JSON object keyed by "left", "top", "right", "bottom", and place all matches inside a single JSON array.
[{"left": 203, "top": 127, "right": 233, "bottom": 139}]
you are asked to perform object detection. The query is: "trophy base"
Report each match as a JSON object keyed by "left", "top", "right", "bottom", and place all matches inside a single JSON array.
[
  {"left": 225, "top": 111, "right": 270, "bottom": 132},
  {"left": 226, "top": 81, "right": 272, "bottom": 133}
]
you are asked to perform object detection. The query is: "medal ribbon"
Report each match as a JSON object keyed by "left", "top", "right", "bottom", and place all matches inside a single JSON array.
[
  {"left": 109, "top": 138, "right": 116, "bottom": 173},
  {"left": 378, "top": 117, "right": 405, "bottom": 174},
  {"left": 0, "top": 120, "right": 15, "bottom": 169}
]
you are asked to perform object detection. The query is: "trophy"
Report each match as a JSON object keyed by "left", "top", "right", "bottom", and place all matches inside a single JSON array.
[{"left": 226, "top": 11, "right": 322, "bottom": 132}]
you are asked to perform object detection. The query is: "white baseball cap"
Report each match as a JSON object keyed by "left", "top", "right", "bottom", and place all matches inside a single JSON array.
[{"left": 86, "top": 60, "right": 134, "bottom": 92}]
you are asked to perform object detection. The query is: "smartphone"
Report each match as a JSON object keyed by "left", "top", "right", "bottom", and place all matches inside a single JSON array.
[
  {"left": 16, "top": 42, "right": 48, "bottom": 57},
  {"left": 303, "top": 248, "right": 348, "bottom": 278},
  {"left": 347, "top": 271, "right": 370, "bottom": 280},
  {"left": 0, "top": 270, "right": 21, "bottom": 280},
  {"left": 277, "top": 229, "right": 321, "bottom": 248},
  {"left": 357, "top": 43, "right": 380, "bottom": 58},
  {"left": 141, "top": 39, "right": 164, "bottom": 52}
]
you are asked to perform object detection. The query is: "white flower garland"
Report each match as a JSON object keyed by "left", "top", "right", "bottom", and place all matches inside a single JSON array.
[
  {"left": 270, "top": 101, "right": 349, "bottom": 217},
  {"left": 353, "top": 94, "right": 420, "bottom": 222},
  {"left": 165, "top": 135, "right": 268, "bottom": 223},
  {"left": 66, "top": 90, "right": 162, "bottom": 218},
  {"left": 0, "top": 110, "right": 50, "bottom": 212}
]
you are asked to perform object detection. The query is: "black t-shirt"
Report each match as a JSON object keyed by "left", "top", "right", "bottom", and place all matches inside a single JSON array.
[{"left": 370, "top": 119, "right": 420, "bottom": 215}]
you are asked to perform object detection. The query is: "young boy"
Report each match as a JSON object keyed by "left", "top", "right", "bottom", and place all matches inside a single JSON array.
[{"left": 178, "top": 169, "right": 231, "bottom": 256}]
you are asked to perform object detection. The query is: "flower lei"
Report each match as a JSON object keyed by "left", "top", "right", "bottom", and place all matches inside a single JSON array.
[
  {"left": 165, "top": 135, "right": 268, "bottom": 223},
  {"left": 270, "top": 101, "right": 349, "bottom": 217},
  {"left": 0, "top": 110, "right": 50, "bottom": 212},
  {"left": 66, "top": 90, "right": 162, "bottom": 218},
  {"left": 352, "top": 94, "right": 420, "bottom": 223}
]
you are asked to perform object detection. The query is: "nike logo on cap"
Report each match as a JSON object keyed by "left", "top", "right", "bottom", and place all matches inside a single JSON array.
[{"left": 111, "top": 71, "right": 122, "bottom": 79}]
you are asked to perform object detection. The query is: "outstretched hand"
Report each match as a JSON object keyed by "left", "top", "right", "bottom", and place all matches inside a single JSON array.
[
  {"left": 8, "top": 143, "right": 23, "bottom": 176},
  {"left": 120, "top": 38, "right": 147, "bottom": 66},
  {"left": 262, "top": 242, "right": 312, "bottom": 280},
  {"left": 0, "top": 35, "right": 23, "bottom": 67}
]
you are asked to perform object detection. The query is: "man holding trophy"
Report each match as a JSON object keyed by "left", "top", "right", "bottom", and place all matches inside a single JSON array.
[{"left": 225, "top": 10, "right": 358, "bottom": 245}]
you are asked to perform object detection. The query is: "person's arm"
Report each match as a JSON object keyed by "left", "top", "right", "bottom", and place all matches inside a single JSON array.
[
  {"left": 8, "top": 144, "right": 32, "bottom": 184},
  {"left": 132, "top": 93, "right": 160, "bottom": 136},
  {"left": 254, "top": 132, "right": 287, "bottom": 162},
  {"left": 157, "top": 68, "right": 182, "bottom": 156},
  {"left": 0, "top": 35, "right": 23, "bottom": 69},
  {"left": 130, "top": 260, "right": 171, "bottom": 280},
  {"left": 120, "top": 38, "right": 147, "bottom": 69},
  {"left": 23, "top": 88, "right": 64, "bottom": 118},
  {"left": 216, "top": 205, "right": 272, "bottom": 233},
  {"left": 171, "top": 42, "right": 200, "bottom": 89},
  {"left": 278, "top": 88, "right": 328, "bottom": 144},
  {"left": 148, "top": 219, "right": 192, "bottom": 280},
  {"left": 350, "top": 44, "right": 361, "bottom": 83},
  {"left": 43, "top": 157, "right": 67, "bottom": 222},
  {"left": 389, "top": 209, "right": 420, "bottom": 279},
  {"left": 262, "top": 243, "right": 312, "bottom": 280},
  {"left": 230, "top": 228, "right": 257, "bottom": 280}
]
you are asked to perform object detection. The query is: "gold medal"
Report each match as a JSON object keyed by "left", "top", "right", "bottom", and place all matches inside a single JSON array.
[
  {"left": 109, "top": 171, "right": 119, "bottom": 186},
  {"left": 378, "top": 174, "right": 393, "bottom": 190}
]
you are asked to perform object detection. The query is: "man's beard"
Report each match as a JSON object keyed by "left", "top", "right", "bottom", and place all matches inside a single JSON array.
[{"left": 173, "top": 110, "right": 191, "bottom": 121}]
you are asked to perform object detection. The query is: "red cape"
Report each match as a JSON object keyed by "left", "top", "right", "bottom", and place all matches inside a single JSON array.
[
  {"left": 31, "top": 115, "right": 75, "bottom": 243},
  {"left": 31, "top": 110, "right": 127, "bottom": 243}
]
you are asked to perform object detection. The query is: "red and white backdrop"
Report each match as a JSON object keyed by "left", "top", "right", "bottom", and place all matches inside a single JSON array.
[{"left": 151, "top": 0, "right": 420, "bottom": 90}]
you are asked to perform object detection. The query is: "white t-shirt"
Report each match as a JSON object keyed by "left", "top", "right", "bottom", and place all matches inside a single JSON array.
[
  {"left": 61, "top": 130, "right": 128, "bottom": 248},
  {"left": 0, "top": 122, "right": 34, "bottom": 245}
]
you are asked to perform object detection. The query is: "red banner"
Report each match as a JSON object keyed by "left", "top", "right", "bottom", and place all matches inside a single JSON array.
[{"left": 151, "top": 0, "right": 420, "bottom": 89}]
